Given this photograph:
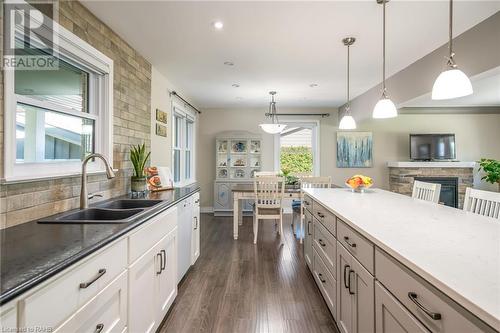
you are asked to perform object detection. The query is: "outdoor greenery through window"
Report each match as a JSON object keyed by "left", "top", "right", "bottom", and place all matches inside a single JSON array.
[{"left": 279, "top": 126, "right": 313, "bottom": 175}]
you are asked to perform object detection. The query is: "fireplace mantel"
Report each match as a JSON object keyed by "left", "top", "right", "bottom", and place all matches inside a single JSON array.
[{"left": 387, "top": 161, "right": 476, "bottom": 168}]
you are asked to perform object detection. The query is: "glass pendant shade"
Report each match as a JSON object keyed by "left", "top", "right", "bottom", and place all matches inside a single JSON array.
[
  {"left": 432, "top": 68, "right": 473, "bottom": 100},
  {"left": 372, "top": 96, "right": 398, "bottom": 119},
  {"left": 339, "top": 115, "right": 357, "bottom": 130},
  {"left": 259, "top": 123, "right": 287, "bottom": 134}
]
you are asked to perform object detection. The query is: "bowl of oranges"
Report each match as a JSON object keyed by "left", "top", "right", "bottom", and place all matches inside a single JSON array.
[{"left": 345, "top": 175, "right": 373, "bottom": 193}]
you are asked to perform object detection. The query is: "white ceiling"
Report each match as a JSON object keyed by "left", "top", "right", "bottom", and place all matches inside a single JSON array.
[
  {"left": 402, "top": 66, "right": 500, "bottom": 108},
  {"left": 81, "top": 1, "right": 500, "bottom": 109}
]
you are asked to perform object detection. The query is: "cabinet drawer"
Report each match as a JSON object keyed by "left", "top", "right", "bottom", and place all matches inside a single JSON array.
[
  {"left": 0, "top": 302, "right": 17, "bottom": 331},
  {"left": 303, "top": 194, "right": 313, "bottom": 214},
  {"left": 55, "top": 270, "right": 128, "bottom": 333},
  {"left": 312, "top": 218, "right": 336, "bottom": 278},
  {"left": 313, "top": 248, "right": 336, "bottom": 318},
  {"left": 375, "top": 281, "right": 430, "bottom": 333},
  {"left": 22, "top": 239, "right": 127, "bottom": 330},
  {"left": 129, "top": 206, "right": 177, "bottom": 264},
  {"left": 313, "top": 201, "right": 336, "bottom": 236},
  {"left": 337, "top": 219, "right": 374, "bottom": 274},
  {"left": 375, "top": 249, "right": 494, "bottom": 333}
]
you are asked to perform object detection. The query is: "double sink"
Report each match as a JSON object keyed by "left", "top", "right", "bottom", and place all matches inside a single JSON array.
[{"left": 38, "top": 199, "right": 163, "bottom": 224}]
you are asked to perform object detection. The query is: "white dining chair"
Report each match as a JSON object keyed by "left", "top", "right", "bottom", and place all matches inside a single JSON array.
[
  {"left": 298, "top": 176, "right": 332, "bottom": 242},
  {"left": 253, "top": 176, "right": 285, "bottom": 244},
  {"left": 412, "top": 180, "right": 441, "bottom": 204},
  {"left": 463, "top": 187, "right": 500, "bottom": 219}
]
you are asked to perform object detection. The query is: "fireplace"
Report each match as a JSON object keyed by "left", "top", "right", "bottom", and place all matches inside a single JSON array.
[{"left": 414, "top": 177, "right": 458, "bottom": 208}]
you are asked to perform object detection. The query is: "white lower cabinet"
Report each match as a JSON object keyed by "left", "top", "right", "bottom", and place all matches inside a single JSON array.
[
  {"left": 191, "top": 193, "right": 201, "bottom": 265},
  {"left": 375, "top": 281, "right": 430, "bottom": 333},
  {"left": 55, "top": 270, "right": 128, "bottom": 333},
  {"left": 157, "top": 229, "right": 178, "bottom": 320},
  {"left": 336, "top": 241, "right": 374, "bottom": 333}
]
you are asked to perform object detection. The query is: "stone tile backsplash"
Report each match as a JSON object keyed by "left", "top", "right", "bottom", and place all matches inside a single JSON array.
[{"left": 0, "top": 1, "right": 152, "bottom": 228}]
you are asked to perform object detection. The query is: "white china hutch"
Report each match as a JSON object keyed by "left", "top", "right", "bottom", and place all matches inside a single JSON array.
[{"left": 213, "top": 131, "right": 262, "bottom": 216}]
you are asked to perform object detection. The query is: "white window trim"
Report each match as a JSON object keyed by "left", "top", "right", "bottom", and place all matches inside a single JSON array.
[
  {"left": 3, "top": 2, "right": 114, "bottom": 182},
  {"left": 273, "top": 120, "right": 320, "bottom": 176},
  {"left": 171, "top": 101, "right": 196, "bottom": 187}
]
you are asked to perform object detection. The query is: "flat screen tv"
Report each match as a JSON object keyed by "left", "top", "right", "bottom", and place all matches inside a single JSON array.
[{"left": 410, "top": 134, "right": 456, "bottom": 161}]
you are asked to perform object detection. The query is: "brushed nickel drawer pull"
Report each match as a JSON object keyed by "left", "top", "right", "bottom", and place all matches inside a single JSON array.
[
  {"left": 194, "top": 216, "right": 198, "bottom": 230},
  {"left": 317, "top": 212, "right": 325, "bottom": 218},
  {"left": 343, "top": 264, "right": 350, "bottom": 289},
  {"left": 304, "top": 200, "right": 310, "bottom": 206},
  {"left": 318, "top": 273, "right": 326, "bottom": 283},
  {"left": 348, "top": 269, "right": 355, "bottom": 295},
  {"left": 307, "top": 221, "right": 312, "bottom": 235},
  {"left": 408, "top": 292, "right": 442, "bottom": 320},
  {"left": 343, "top": 236, "right": 357, "bottom": 248},
  {"left": 318, "top": 239, "right": 326, "bottom": 247},
  {"left": 95, "top": 324, "right": 104, "bottom": 333},
  {"left": 80, "top": 269, "right": 106, "bottom": 289},
  {"left": 161, "top": 249, "right": 166, "bottom": 271},
  {"left": 156, "top": 253, "right": 162, "bottom": 275}
]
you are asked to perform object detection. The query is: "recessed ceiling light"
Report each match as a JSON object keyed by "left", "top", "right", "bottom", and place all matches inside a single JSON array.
[
  {"left": 213, "top": 21, "right": 224, "bottom": 30},
  {"left": 232, "top": 84, "right": 240, "bottom": 88},
  {"left": 236, "top": 96, "right": 243, "bottom": 100},
  {"left": 224, "top": 61, "right": 234, "bottom": 66},
  {"left": 309, "top": 83, "right": 318, "bottom": 88}
]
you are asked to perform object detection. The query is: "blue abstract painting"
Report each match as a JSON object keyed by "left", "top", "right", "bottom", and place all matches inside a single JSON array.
[{"left": 337, "top": 132, "right": 373, "bottom": 168}]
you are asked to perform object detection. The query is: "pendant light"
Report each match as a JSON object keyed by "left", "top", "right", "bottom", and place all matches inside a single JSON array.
[
  {"left": 339, "top": 37, "right": 357, "bottom": 130},
  {"left": 259, "top": 91, "right": 286, "bottom": 134},
  {"left": 372, "top": 0, "right": 398, "bottom": 119},
  {"left": 432, "top": 0, "right": 473, "bottom": 100}
]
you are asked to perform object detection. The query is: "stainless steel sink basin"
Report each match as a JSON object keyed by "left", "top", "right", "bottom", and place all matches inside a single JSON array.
[
  {"left": 38, "top": 208, "right": 144, "bottom": 224},
  {"left": 97, "top": 199, "right": 163, "bottom": 210}
]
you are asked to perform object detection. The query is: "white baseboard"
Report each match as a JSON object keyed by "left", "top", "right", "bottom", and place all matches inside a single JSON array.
[{"left": 201, "top": 206, "right": 214, "bottom": 213}]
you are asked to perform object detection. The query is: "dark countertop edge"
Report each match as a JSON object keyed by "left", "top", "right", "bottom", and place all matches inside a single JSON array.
[{"left": 0, "top": 186, "right": 200, "bottom": 305}]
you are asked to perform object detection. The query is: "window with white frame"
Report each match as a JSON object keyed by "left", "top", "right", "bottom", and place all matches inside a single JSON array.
[
  {"left": 3, "top": 2, "right": 113, "bottom": 181},
  {"left": 172, "top": 104, "right": 196, "bottom": 186},
  {"left": 274, "top": 121, "right": 320, "bottom": 176}
]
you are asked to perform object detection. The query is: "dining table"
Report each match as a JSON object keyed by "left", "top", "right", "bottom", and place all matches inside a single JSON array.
[{"left": 231, "top": 184, "right": 302, "bottom": 240}]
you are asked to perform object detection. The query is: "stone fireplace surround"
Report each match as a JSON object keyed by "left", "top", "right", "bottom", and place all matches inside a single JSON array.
[{"left": 388, "top": 162, "right": 475, "bottom": 209}]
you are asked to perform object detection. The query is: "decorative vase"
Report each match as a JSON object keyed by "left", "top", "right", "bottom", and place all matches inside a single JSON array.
[{"left": 131, "top": 176, "right": 147, "bottom": 193}]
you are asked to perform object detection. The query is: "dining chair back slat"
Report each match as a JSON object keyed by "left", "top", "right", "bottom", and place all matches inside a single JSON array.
[
  {"left": 412, "top": 180, "right": 441, "bottom": 203},
  {"left": 463, "top": 187, "right": 500, "bottom": 220}
]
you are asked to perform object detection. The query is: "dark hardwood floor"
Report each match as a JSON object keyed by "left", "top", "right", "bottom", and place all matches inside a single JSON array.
[{"left": 159, "top": 213, "right": 339, "bottom": 333}]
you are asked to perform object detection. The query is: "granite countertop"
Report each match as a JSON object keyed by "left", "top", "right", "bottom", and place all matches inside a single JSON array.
[
  {"left": 304, "top": 188, "right": 500, "bottom": 330},
  {"left": 0, "top": 184, "right": 200, "bottom": 305}
]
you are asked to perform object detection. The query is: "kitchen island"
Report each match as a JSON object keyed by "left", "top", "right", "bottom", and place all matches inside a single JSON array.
[{"left": 303, "top": 187, "right": 499, "bottom": 333}]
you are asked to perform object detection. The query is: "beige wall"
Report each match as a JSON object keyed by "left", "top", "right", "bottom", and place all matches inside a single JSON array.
[{"left": 199, "top": 108, "right": 500, "bottom": 209}]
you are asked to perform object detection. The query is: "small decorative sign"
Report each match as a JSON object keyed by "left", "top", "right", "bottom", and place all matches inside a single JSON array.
[
  {"left": 156, "top": 108, "right": 168, "bottom": 124},
  {"left": 156, "top": 123, "right": 167, "bottom": 137}
]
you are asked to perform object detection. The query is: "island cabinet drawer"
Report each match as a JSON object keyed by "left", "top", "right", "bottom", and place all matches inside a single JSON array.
[
  {"left": 313, "top": 247, "right": 336, "bottom": 318},
  {"left": 337, "top": 220, "right": 374, "bottom": 274},
  {"left": 21, "top": 239, "right": 127, "bottom": 330},
  {"left": 313, "top": 202, "right": 336, "bottom": 236},
  {"left": 54, "top": 270, "right": 128, "bottom": 333},
  {"left": 375, "top": 249, "right": 495, "bottom": 333},
  {"left": 303, "top": 194, "right": 313, "bottom": 213},
  {"left": 312, "top": 218, "right": 336, "bottom": 277},
  {"left": 129, "top": 206, "right": 177, "bottom": 264}
]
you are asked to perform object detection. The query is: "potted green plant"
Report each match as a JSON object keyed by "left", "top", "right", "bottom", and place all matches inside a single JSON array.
[
  {"left": 130, "top": 143, "right": 151, "bottom": 193},
  {"left": 478, "top": 158, "right": 500, "bottom": 191}
]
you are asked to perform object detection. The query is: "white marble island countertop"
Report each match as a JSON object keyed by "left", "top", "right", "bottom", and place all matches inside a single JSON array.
[{"left": 304, "top": 188, "right": 500, "bottom": 330}]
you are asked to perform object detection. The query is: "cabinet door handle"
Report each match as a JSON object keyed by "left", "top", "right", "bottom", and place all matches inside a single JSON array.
[
  {"left": 318, "top": 239, "right": 326, "bottom": 247},
  {"left": 95, "top": 324, "right": 104, "bottom": 333},
  {"left": 408, "top": 292, "right": 442, "bottom": 320},
  {"left": 195, "top": 199, "right": 200, "bottom": 203},
  {"left": 318, "top": 273, "right": 326, "bottom": 283},
  {"left": 304, "top": 200, "right": 310, "bottom": 206},
  {"left": 317, "top": 212, "right": 325, "bottom": 218},
  {"left": 161, "top": 249, "right": 166, "bottom": 271},
  {"left": 194, "top": 216, "right": 198, "bottom": 230},
  {"left": 343, "top": 236, "right": 357, "bottom": 248},
  {"left": 348, "top": 269, "right": 355, "bottom": 295},
  {"left": 343, "top": 264, "right": 350, "bottom": 289},
  {"left": 307, "top": 221, "right": 312, "bottom": 235},
  {"left": 156, "top": 253, "right": 163, "bottom": 275},
  {"left": 79, "top": 269, "right": 106, "bottom": 288}
]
